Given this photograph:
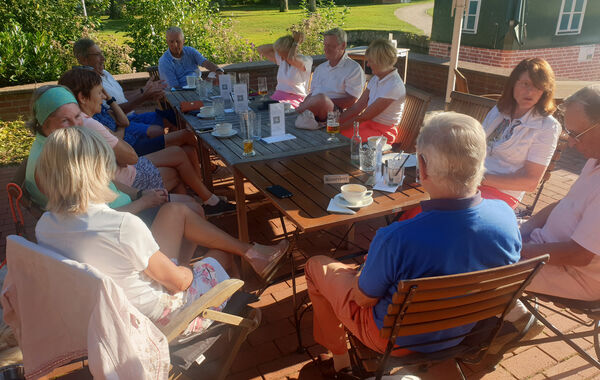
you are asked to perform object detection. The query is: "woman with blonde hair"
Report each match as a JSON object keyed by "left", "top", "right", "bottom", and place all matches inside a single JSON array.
[
  {"left": 479, "top": 57, "right": 561, "bottom": 208},
  {"left": 257, "top": 31, "right": 312, "bottom": 108},
  {"left": 339, "top": 39, "right": 406, "bottom": 143},
  {"left": 34, "top": 128, "right": 289, "bottom": 335}
]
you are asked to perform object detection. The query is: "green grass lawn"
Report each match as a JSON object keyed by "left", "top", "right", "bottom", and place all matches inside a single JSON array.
[{"left": 98, "top": 0, "right": 433, "bottom": 46}]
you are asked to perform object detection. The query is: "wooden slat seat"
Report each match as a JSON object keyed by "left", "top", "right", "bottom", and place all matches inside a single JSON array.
[{"left": 447, "top": 91, "right": 497, "bottom": 123}]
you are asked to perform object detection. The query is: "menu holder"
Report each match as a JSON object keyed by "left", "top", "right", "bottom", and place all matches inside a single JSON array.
[
  {"left": 269, "top": 103, "right": 286, "bottom": 137},
  {"left": 233, "top": 83, "right": 249, "bottom": 113},
  {"left": 219, "top": 74, "right": 232, "bottom": 98}
]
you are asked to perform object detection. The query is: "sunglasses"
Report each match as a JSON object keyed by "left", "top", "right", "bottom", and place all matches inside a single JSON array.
[{"left": 563, "top": 122, "right": 599, "bottom": 142}]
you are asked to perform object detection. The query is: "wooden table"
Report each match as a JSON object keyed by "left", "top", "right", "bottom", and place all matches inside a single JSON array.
[
  {"left": 236, "top": 148, "right": 428, "bottom": 349},
  {"left": 165, "top": 89, "right": 351, "bottom": 242},
  {"left": 347, "top": 46, "right": 410, "bottom": 81}
]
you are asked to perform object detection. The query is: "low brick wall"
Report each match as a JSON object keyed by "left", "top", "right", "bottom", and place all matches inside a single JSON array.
[
  {"left": 0, "top": 54, "right": 511, "bottom": 121},
  {"left": 430, "top": 41, "right": 600, "bottom": 81}
]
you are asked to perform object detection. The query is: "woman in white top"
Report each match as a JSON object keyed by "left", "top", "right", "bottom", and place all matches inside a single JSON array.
[
  {"left": 480, "top": 58, "right": 561, "bottom": 209},
  {"left": 257, "top": 31, "right": 312, "bottom": 109},
  {"left": 34, "top": 127, "right": 288, "bottom": 335},
  {"left": 339, "top": 39, "right": 406, "bottom": 144}
]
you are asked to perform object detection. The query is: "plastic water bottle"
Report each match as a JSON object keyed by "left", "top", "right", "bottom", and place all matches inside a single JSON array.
[{"left": 350, "top": 121, "right": 361, "bottom": 163}]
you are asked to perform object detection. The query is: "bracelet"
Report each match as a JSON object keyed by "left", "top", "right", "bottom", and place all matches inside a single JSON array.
[
  {"left": 106, "top": 96, "right": 117, "bottom": 106},
  {"left": 136, "top": 190, "right": 143, "bottom": 200}
]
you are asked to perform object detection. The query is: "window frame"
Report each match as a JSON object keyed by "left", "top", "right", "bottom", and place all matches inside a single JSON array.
[
  {"left": 555, "top": 0, "right": 587, "bottom": 36},
  {"left": 461, "top": 0, "right": 482, "bottom": 34}
]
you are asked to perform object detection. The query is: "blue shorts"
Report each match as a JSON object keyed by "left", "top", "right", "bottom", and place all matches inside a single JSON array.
[
  {"left": 132, "top": 134, "right": 166, "bottom": 156},
  {"left": 137, "top": 205, "right": 161, "bottom": 227}
]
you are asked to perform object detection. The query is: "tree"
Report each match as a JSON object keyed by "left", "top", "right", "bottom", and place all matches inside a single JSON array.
[{"left": 280, "top": 0, "right": 288, "bottom": 12}]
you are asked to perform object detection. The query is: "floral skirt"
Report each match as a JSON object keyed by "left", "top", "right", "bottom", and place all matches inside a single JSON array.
[{"left": 154, "top": 257, "right": 230, "bottom": 337}]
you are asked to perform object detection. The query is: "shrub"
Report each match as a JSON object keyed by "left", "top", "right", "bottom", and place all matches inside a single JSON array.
[
  {"left": 0, "top": 119, "right": 34, "bottom": 166},
  {"left": 0, "top": 0, "right": 97, "bottom": 86},
  {"left": 290, "top": 0, "right": 349, "bottom": 56},
  {"left": 124, "top": 0, "right": 258, "bottom": 69}
]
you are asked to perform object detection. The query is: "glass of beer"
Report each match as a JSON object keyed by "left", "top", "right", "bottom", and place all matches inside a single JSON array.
[
  {"left": 257, "top": 77, "right": 268, "bottom": 100},
  {"left": 326, "top": 111, "right": 340, "bottom": 143},
  {"left": 240, "top": 111, "right": 256, "bottom": 157}
]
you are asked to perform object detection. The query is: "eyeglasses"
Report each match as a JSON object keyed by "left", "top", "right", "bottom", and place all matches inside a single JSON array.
[{"left": 563, "top": 122, "right": 599, "bottom": 142}]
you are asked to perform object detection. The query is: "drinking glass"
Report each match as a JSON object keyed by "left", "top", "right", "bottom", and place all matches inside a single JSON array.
[
  {"left": 384, "top": 159, "right": 405, "bottom": 187},
  {"left": 238, "top": 72, "right": 250, "bottom": 93},
  {"left": 251, "top": 112, "right": 262, "bottom": 140},
  {"left": 213, "top": 97, "right": 225, "bottom": 121},
  {"left": 186, "top": 75, "right": 196, "bottom": 88},
  {"left": 240, "top": 112, "right": 256, "bottom": 157},
  {"left": 257, "top": 77, "right": 268, "bottom": 99},
  {"left": 359, "top": 144, "right": 376, "bottom": 172},
  {"left": 326, "top": 111, "right": 340, "bottom": 143}
]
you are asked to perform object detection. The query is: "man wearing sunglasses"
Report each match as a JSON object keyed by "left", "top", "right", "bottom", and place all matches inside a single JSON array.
[{"left": 519, "top": 85, "right": 600, "bottom": 301}]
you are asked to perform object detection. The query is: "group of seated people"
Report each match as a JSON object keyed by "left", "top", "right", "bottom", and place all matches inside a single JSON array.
[{"left": 15, "top": 22, "right": 600, "bottom": 376}]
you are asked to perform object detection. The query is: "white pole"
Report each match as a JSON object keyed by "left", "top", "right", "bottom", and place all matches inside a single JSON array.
[
  {"left": 445, "top": 0, "right": 466, "bottom": 105},
  {"left": 81, "top": 0, "right": 88, "bottom": 17}
]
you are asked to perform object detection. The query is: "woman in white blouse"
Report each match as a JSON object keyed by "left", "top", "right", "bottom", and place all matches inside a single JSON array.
[
  {"left": 339, "top": 39, "right": 406, "bottom": 144},
  {"left": 257, "top": 31, "right": 312, "bottom": 109},
  {"left": 479, "top": 58, "right": 561, "bottom": 209}
]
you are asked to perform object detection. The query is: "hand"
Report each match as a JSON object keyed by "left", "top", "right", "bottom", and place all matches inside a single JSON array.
[
  {"left": 139, "top": 189, "right": 168, "bottom": 208},
  {"left": 101, "top": 88, "right": 111, "bottom": 101},
  {"left": 292, "top": 31, "right": 304, "bottom": 44},
  {"left": 143, "top": 80, "right": 166, "bottom": 101}
]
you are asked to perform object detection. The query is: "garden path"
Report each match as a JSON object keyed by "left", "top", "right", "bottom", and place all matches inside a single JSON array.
[{"left": 394, "top": 1, "right": 433, "bottom": 37}]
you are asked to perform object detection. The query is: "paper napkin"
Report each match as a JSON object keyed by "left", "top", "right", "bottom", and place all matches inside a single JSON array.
[{"left": 327, "top": 199, "right": 356, "bottom": 215}]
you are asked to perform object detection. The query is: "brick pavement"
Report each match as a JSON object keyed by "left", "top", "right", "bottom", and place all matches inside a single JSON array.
[{"left": 0, "top": 102, "right": 597, "bottom": 379}]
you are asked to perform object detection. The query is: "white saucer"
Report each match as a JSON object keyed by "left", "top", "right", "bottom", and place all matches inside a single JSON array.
[
  {"left": 196, "top": 113, "right": 215, "bottom": 119},
  {"left": 211, "top": 130, "right": 237, "bottom": 138},
  {"left": 182, "top": 85, "right": 196, "bottom": 90},
  {"left": 334, "top": 193, "right": 373, "bottom": 208}
]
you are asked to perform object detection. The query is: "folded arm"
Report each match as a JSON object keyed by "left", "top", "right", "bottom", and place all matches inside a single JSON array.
[
  {"left": 521, "top": 239, "right": 596, "bottom": 267},
  {"left": 145, "top": 251, "right": 193, "bottom": 293},
  {"left": 481, "top": 160, "right": 547, "bottom": 193}
]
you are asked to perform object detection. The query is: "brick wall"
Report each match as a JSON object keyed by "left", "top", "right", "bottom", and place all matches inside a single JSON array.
[
  {"left": 429, "top": 41, "right": 600, "bottom": 80},
  {"left": 0, "top": 55, "right": 510, "bottom": 120}
]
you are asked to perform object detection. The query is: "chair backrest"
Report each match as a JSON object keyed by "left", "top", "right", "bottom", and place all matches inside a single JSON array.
[
  {"left": 447, "top": 91, "right": 497, "bottom": 123},
  {"left": 380, "top": 256, "right": 548, "bottom": 341},
  {"left": 454, "top": 68, "right": 469, "bottom": 94},
  {"left": 395, "top": 86, "right": 431, "bottom": 152},
  {"left": 3, "top": 235, "right": 170, "bottom": 379},
  {"left": 6, "top": 159, "right": 43, "bottom": 241}
]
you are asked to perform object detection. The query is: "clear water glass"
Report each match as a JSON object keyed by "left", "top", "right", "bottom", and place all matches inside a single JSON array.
[
  {"left": 213, "top": 97, "right": 225, "bottom": 120},
  {"left": 359, "top": 144, "right": 377, "bottom": 172}
]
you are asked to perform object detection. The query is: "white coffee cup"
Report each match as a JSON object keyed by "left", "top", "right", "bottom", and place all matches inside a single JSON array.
[
  {"left": 341, "top": 184, "right": 373, "bottom": 205},
  {"left": 215, "top": 122, "right": 233, "bottom": 136},
  {"left": 199, "top": 106, "right": 214, "bottom": 117}
]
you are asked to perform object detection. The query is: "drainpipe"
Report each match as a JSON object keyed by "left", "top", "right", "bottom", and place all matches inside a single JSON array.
[{"left": 445, "top": 0, "right": 466, "bottom": 106}]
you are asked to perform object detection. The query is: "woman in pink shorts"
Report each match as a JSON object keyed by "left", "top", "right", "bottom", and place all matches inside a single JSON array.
[{"left": 257, "top": 31, "right": 313, "bottom": 109}]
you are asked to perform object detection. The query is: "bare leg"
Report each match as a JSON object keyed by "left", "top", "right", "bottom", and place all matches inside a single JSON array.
[
  {"left": 157, "top": 167, "right": 181, "bottom": 193},
  {"left": 204, "top": 248, "right": 239, "bottom": 278},
  {"left": 145, "top": 146, "right": 213, "bottom": 201},
  {"left": 296, "top": 94, "right": 334, "bottom": 121},
  {"left": 163, "top": 130, "right": 202, "bottom": 178},
  {"left": 169, "top": 193, "right": 205, "bottom": 218},
  {"left": 150, "top": 203, "right": 286, "bottom": 277},
  {"left": 147, "top": 124, "right": 165, "bottom": 139}
]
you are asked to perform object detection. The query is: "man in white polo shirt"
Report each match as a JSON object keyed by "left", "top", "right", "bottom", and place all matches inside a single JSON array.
[
  {"left": 519, "top": 85, "right": 600, "bottom": 301},
  {"left": 295, "top": 28, "right": 365, "bottom": 122}
]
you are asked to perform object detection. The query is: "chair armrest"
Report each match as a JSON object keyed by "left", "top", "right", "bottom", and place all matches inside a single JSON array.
[
  {"left": 160, "top": 278, "right": 244, "bottom": 342},
  {"left": 202, "top": 309, "right": 259, "bottom": 330}
]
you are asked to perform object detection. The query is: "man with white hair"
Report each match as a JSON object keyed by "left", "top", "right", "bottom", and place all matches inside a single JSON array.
[
  {"left": 158, "top": 27, "right": 224, "bottom": 88},
  {"left": 305, "top": 112, "right": 521, "bottom": 376},
  {"left": 519, "top": 85, "right": 600, "bottom": 300},
  {"left": 295, "top": 27, "right": 365, "bottom": 123}
]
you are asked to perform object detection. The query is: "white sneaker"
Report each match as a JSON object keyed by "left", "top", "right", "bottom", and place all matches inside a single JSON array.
[{"left": 295, "top": 110, "right": 320, "bottom": 130}]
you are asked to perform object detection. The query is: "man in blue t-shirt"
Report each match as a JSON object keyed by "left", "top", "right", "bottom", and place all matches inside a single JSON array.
[
  {"left": 305, "top": 112, "right": 522, "bottom": 375},
  {"left": 158, "top": 27, "right": 224, "bottom": 88}
]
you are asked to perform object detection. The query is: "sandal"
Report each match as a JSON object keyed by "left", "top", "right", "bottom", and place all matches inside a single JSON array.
[{"left": 245, "top": 240, "right": 289, "bottom": 281}]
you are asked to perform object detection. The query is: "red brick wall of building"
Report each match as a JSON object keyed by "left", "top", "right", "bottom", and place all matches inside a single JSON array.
[{"left": 429, "top": 41, "right": 600, "bottom": 81}]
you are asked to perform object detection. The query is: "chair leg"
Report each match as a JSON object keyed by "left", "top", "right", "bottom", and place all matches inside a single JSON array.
[
  {"left": 454, "top": 360, "right": 467, "bottom": 380},
  {"left": 594, "top": 320, "right": 600, "bottom": 361}
]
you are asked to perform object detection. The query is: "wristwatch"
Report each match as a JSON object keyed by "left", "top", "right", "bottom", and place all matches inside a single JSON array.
[{"left": 106, "top": 96, "right": 117, "bottom": 106}]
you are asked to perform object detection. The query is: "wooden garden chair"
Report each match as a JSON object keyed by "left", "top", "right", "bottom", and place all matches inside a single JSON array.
[
  {"left": 446, "top": 91, "right": 497, "bottom": 123},
  {"left": 6, "top": 158, "right": 43, "bottom": 243},
  {"left": 394, "top": 86, "right": 432, "bottom": 153},
  {"left": 2, "top": 235, "right": 260, "bottom": 380},
  {"left": 346, "top": 255, "right": 548, "bottom": 380}
]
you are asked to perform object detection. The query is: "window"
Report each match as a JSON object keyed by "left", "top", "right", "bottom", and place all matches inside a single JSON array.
[
  {"left": 462, "top": 0, "right": 482, "bottom": 34},
  {"left": 556, "top": 0, "right": 587, "bottom": 35}
]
